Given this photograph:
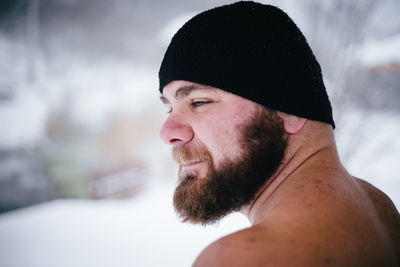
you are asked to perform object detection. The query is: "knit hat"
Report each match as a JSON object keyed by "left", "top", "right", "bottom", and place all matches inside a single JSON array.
[{"left": 159, "top": 1, "right": 335, "bottom": 128}]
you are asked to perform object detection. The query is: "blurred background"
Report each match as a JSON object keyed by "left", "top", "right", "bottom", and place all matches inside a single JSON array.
[{"left": 0, "top": 0, "right": 399, "bottom": 266}]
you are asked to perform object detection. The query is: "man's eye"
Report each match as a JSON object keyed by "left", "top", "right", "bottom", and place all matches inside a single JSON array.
[{"left": 192, "top": 100, "right": 211, "bottom": 107}]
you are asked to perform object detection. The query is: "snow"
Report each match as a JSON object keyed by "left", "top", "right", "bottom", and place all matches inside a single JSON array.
[
  {"left": 337, "top": 110, "right": 400, "bottom": 208},
  {"left": 0, "top": 182, "right": 249, "bottom": 267},
  {"left": 359, "top": 34, "right": 400, "bottom": 67},
  {"left": 63, "top": 62, "right": 159, "bottom": 129},
  {"left": 0, "top": 89, "right": 48, "bottom": 150},
  {"left": 158, "top": 12, "right": 197, "bottom": 44}
]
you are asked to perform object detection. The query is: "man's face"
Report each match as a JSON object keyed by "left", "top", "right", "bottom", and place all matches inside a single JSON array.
[{"left": 160, "top": 80, "right": 287, "bottom": 225}]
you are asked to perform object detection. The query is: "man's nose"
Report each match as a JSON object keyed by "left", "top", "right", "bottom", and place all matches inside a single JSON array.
[{"left": 160, "top": 116, "right": 194, "bottom": 145}]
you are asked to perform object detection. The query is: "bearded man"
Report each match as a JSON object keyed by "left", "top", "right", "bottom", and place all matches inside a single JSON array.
[{"left": 158, "top": 1, "right": 400, "bottom": 266}]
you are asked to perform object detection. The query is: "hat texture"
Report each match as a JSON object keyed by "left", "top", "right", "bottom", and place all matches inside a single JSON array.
[{"left": 159, "top": 1, "right": 335, "bottom": 128}]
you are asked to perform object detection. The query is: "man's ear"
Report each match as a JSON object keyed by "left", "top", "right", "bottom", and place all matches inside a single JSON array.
[{"left": 277, "top": 112, "right": 306, "bottom": 134}]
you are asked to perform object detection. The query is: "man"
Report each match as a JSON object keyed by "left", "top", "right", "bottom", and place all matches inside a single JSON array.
[{"left": 158, "top": 1, "right": 400, "bottom": 266}]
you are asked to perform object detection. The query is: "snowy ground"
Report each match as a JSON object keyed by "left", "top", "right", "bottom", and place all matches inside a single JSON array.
[{"left": 0, "top": 181, "right": 250, "bottom": 267}]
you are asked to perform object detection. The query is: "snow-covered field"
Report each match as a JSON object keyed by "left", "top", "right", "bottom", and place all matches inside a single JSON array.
[{"left": 0, "top": 181, "right": 249, "bottom": 267}]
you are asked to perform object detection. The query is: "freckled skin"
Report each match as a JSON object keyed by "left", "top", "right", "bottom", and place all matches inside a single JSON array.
[
  {"left": 160, "top": 81, "right": 400, "bottom": 267},
  {"left": 194, "top": 170, "right": 400, "bottom": 267}
]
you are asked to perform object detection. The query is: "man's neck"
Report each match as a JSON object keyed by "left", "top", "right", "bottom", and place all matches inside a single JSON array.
[{"left": 241, "top": 123, "right": 339, "bottom": 225}]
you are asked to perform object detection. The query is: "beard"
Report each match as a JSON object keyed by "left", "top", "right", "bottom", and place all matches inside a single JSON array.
[{"left": 172, "top": 108, "right": 287, "bottom": 225}]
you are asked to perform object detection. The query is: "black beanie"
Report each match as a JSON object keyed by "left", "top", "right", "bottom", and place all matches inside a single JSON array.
[{"left": 159, "top": 1, "right": 335, "bottom": 128}]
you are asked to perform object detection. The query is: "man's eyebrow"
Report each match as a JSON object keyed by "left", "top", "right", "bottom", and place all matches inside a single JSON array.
[
  {"left": 160, "top": 95, "right": 169, "bottom": 104},
  {"left": 160, "top": 85, "right": 217, "bottom": 104},
  {"left": 175, "top": 85, "right": 203, "bottom": 99}
]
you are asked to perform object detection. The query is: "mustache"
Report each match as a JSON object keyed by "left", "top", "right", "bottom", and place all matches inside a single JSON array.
[{"left": 172, "top": 146, "right": 211, "bottom": 165}]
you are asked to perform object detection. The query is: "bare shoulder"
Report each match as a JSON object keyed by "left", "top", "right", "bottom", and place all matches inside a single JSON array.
[
  {"left": 192, "top": 224, "right": 330, "bottom": 267},
  {"left": 355, "top": 177, "right": 400, "bottom": 255},
  {"left": 355, "top": 177, "right": 400, "bottom": 230},
  {"left": 192, "top": 226, "right": 279, "bottom": 267},
  {"left": 192, "top": 177, "right": 400, "bottom": 267},
  {"left": 355, "top": 177, "right": 399, "bottom": 215}
]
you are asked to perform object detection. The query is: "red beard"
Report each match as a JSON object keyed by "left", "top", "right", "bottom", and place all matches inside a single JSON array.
[{"left": 172, "top": 108, "right": 287, "bottom": 225}]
